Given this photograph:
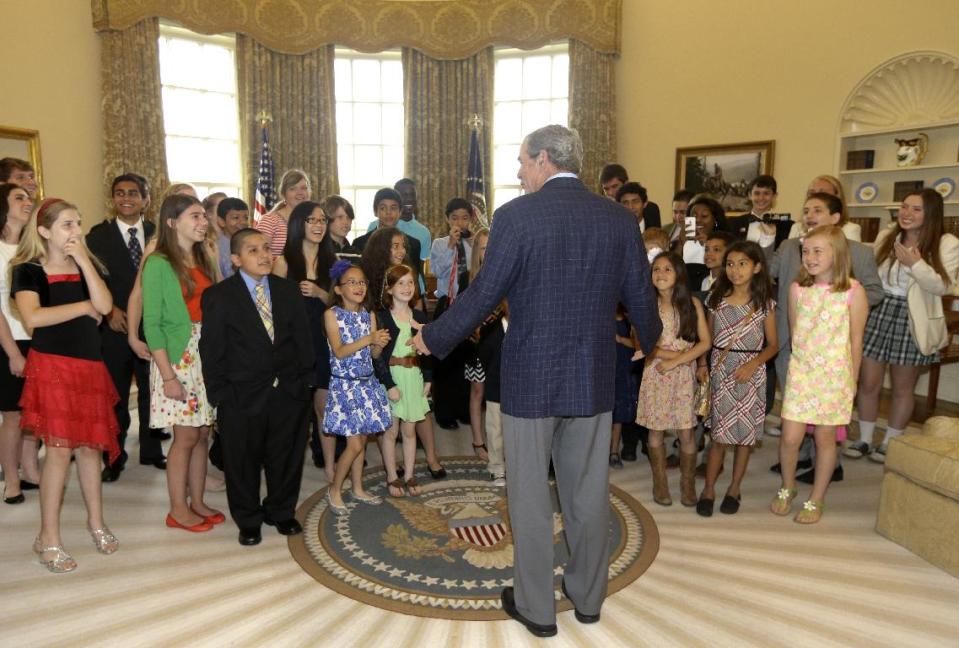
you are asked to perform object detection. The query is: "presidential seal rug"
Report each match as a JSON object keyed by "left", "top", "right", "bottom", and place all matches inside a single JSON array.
[{"left": 289, "top": 457, "right": 659, "bottom": 620}]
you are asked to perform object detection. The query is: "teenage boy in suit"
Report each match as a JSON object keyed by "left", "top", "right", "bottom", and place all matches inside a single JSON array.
[
  {"left": 199, "top": 228, "right": 314, "bottom": 546},
  {"left": 87, "top": 173, "right": 166, "bottom": 481}
]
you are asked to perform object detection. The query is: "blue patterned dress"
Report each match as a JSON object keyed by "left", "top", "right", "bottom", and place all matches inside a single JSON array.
[{"left": 323, "top": 307, "right": 392, "bottom": 436}]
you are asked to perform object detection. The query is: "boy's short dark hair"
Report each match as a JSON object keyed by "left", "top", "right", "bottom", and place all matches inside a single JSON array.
[
  {"left": 230, "top": 227, "right": 267, "bottom": 255},
  {"left": 0, "top": 157, "right": 33, "bottom": 182},
  {"left": 445, "top": 197, "right": 472, "bottom": 216},
  {"left": 394, "top": 178, "right": 415, "bottom": 191},
  {"left": 748, "top": 174, "right": 778, "bottom": 194},
  {"left": 706, "top": 230, "right": 735, "bottom": 246},
  {"left": 111, "top": 173, "right": 150, "bottom": 199},
  {"left": 672, "top": 189, "right": 695, "bottom": 203},
  {"left": 217, "top": 197, "right": 249, "bottom": 219},
  {"left": 599, "top": 163, "right": 628, "bottom": 185},
  {"left": 616, "top": 182, "right": 647, "bottom": 204},
  {"left": 373, "top": 187, "right": 402, "bottom": 212}
]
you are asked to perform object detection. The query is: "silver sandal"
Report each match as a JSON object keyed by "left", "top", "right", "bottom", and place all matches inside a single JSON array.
[
  {"left": 89, "top": 526, "right": 119, "bottom": 554},
  {"left": 33, "top": 538, "right": 77, "bottom": 573}
]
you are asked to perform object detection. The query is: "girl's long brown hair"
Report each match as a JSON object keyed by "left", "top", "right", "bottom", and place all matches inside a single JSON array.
[
  {"left": 381, "top": 264, "right": 419, "bottom": 310},
  {"left": 152, "top": 194, "right": 215, "bottom": 296},
  {"left": 652, "top": 252, "right": 699, "bottom": 343},
  {"left": 706, "top": 240, "right": 774, "bottom": 313},
  {"left": 874, "top": 188, "right": 949, "bottom": 283}
]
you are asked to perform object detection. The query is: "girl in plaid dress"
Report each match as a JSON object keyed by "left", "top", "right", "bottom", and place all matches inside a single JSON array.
[
  {"left": 853, "top": 189, "right": 959, "bottom": 463},
  {"left": 697, "top": 242, "right": 777, "bottom": 517},
  {"left": 771, "top": 226, "right": 868, "bottom": 524}
]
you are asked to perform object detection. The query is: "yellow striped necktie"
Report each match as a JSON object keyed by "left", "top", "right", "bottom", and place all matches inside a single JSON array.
[{"left": 254, "top": 282, "right": 274, "bottom": 341}]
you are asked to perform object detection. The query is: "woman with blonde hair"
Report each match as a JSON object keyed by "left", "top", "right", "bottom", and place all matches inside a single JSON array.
[{"left": 256, "top": 169, "right": 312, "bottom": 257}]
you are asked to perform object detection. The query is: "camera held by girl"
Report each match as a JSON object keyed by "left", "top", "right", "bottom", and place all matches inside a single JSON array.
[
  {"left": 323, "top": 261, "right": 392, "bottom": 514},
  {"left": 375, "top": 264, "right": 431, "bottom": 497},
  {"left": 697, "top": 241, "right": 777, "bottom": 517},
  {"left": 772, "top": 225, "right": 868, "bottom": 524},
  {"left": 635, "top": 252, "right": 711, "bottom": 507},
  {"left": 11, "top": 198, "right": 120, "bottom": 572}
]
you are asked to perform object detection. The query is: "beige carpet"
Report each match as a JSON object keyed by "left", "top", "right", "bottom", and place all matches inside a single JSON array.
[{"left": 2, "top": 421, "right": 958, "bottom": 647}]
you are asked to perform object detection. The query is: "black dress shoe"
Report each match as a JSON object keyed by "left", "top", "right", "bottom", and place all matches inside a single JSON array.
[
  {"left": 428, "top": 465, "right": 447, "bottom": 480},
  {"left": 3, "top": 492, "right": 25, "bottom": 505},
  {"left": 238, "top": 527, "right": 262, "bottom": 546},
  {"left": 561, "top": 580, "right": 600, "bottom": 623},
  {"left": 264, "top": 518, "right": 303, "bottom": 536},
  {"left": 719, "top": 494, "right": 741, "bottom": 514},
  {"left": 139, "top": 457, "right": 167, "bottom": 470},
  {"left": 101, "top": 464, "right": 123, "bottom": 483},
  {"left": 696, "top": 497, "right": 714, "bottom": 517},
  {"left": 436, "top": 419, "right": 459, "bottom": 430},
  {"left": 621, "top": 447, "right": 638, "bottom": 462},
  {"left": 797, "top": 464, "right": 844, "bottom": 484},
  {"left": 770, "top": 458, "right": 812, "bottom": 474},
  {"left": 20, "top": 480, "right": 39, "bottom": 491},
  {"left": 150, "top": 429, "right": 172, "bottom": 441},
  {"left": 500, "top": 587, "right": 557, "bottom": 637}
]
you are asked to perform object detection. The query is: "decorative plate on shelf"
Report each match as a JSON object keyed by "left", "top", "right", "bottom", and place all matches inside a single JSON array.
[
  {"left": 932, "top": 178, "right": 956, "bottom": 200},
  {"left": 855, "top": 182, "right": 878, "bottom": 203}
]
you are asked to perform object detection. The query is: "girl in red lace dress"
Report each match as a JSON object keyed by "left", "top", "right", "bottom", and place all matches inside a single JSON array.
[{"left": 11, "top": 198, "right": 120, "bottom": 573}]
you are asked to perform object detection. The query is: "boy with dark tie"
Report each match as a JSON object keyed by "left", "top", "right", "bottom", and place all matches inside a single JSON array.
[{"left": 199, "top": 228, "right": 314, "bottom": 546}]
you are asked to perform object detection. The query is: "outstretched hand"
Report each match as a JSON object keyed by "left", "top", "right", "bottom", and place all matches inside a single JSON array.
[{"left": 407, "top": 319, "right": 432, "bottom": 356}]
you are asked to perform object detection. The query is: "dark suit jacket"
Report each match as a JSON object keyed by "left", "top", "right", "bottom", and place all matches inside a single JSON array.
[
  {"left": 349, "top": 229, "right": 423, "bottom": 280},
  {"left": 199, "top": 273, "right": 314, "bottom": 414},
  {"left": 422, "top": 176, "right": 662, "bottom": 419},
  {"left": 87, "top": 219, "right": 156, "bottom": 311}
]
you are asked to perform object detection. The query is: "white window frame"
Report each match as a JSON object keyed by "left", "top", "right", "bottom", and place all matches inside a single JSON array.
[
  {"left": 158, "top": 23, "right": 243, "bottom": 199},
  {"left": 491, "top": 43, "right": 569, "bottom": 211},
  {"left": 333, "top": 47, "right": 405, "bottom": 240}
]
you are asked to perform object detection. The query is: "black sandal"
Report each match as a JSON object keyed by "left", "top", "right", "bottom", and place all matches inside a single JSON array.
[{"left": 720, "top": 494, "right": 741, "bottom": 514}]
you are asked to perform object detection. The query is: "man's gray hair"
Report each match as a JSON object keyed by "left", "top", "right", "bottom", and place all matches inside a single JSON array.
[{"left": 524, "top": 125, "right": 583, "bottom": 175}]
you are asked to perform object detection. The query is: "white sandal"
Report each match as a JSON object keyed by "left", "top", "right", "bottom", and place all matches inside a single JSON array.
[
  {"left": 33, "top": 538, "right": 77, "bottom": 573},
  {"left": 89, "top": 526, "right": 119, "bottom": 554}
]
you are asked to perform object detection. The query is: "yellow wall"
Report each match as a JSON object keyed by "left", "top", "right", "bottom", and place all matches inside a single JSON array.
[
  {"left": 616, "top": 0, "right": 959, "bottom": 221},
  {"left": 0, "top": 0, "right": 102, "bottom": 225}
]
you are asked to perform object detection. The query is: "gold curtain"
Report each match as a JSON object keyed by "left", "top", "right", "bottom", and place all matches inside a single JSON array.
[
  {"left": 92, "top": 0, "right": 622, "bottom": 58},
  {"left": 403, "top": 47, "right": 494, "bottom": 237},
  {"left": 99, "top": 17, "right": 169, "bottom": 210},
  {"left": 568, "top": 39, "right": 617, "bottom": 194},
  {"left": 236, "top": 37, "right": 339, "bottom": 204}
]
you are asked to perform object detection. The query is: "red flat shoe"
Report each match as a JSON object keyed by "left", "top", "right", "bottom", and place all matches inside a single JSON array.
[
  {"left": 165, "top": 513, "right": 214, "bottom": 532},
  {"left": 202, "top": 511, "right": 226, "bottom": 525}
]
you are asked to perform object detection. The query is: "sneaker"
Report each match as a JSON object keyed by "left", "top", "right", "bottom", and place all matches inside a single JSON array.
[
  {"left": 843, "top": 440, "right": 870, "bottom": 459},
  {"left": 491, "top": 475, "right": 506, "bottom": 487},
  {"left": 867, "top": 444, "right": 887, "bottom": 464},
  {"left": 766, "top": 426, "right": 782, "bottom": 438},
  {"left": 609, "top": 454, "right": 624, "bottom": 470}
]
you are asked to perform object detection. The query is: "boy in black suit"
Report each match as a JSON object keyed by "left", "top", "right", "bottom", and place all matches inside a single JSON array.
[
  {"left": 199, "top": 229, "right": 314, "bottom": 546},
  {"left": 87, "top": 173, "right": 165, "bottom": 481}
]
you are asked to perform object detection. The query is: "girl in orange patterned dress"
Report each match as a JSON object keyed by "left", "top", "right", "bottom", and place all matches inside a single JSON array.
[
  {"left": 771, "top": 225, "right": 868, "bottom": 524},
  {"left": 636, "top": 253, "right": 711, "bottom": 507}
]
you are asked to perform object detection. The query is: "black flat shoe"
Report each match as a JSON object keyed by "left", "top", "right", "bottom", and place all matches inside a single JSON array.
[
  {"left": 20, "top": 480, "right": 39, "bottom": 491},
  {"left": 561, "top": 579, "right": 600, "bottom": 623},
  {"left": 139, "top": 457, "right": 167, "bottom": 470},
  {"left": 436, "top": 419, "right": 459, "bottom": 430},
  {"left": 238, "top": 527, "right": 262, "bottom": 546},
  {"left": 4, "top": 492, "right": 25, "bottom": 505},
  {"left": 719, "top": 494, "right": 741, "bottom": 514},
  {"left": 150, "top": 429, "right": 172, "bottom": 441},
  {"left": 696, "top": 497, "right": 714, "bottom": 517},
  {"left": 797, "top": 464, "right": 844, "bottom": 485},
  {"left": 500, "top": 587, "right": 557, "bottom": 637},
  {"left": 770, "top": 458, "right": 812, "bottom": 474},
  {"left": 265, "top": 518, "right": 303, "bottom": 535},
  {"left": 428, "top": 465, "right": 447, "bottom": 480}
]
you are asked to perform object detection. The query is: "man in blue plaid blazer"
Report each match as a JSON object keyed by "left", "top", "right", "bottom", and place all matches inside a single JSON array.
[{"left": 411, "top": 125, "right": 661, "bottom": 637}]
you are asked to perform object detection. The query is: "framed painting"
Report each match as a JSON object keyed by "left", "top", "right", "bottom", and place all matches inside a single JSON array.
[
  {"left": 675, "top": 140, "right": 774, "bottom": 214},
  {"left": 0, "top": 125, "right": 44, "bottom": 198}
]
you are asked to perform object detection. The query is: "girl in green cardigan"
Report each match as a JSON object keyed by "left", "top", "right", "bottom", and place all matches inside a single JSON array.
[{"left": 143, "top": 194, "right": 221, "bottom": 533}]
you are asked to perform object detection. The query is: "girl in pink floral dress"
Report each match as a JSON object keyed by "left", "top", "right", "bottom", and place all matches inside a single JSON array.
[
  {"left": 772, "top": 225, "right": 868, "bottom": 524},
  {"left": 636, "top": 253, "right": 711, "bottom": 507}
]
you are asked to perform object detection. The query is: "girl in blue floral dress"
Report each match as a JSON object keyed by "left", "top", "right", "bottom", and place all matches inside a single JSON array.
[{"left": 323, "top": 261, "right": 392, "bottom": 514}]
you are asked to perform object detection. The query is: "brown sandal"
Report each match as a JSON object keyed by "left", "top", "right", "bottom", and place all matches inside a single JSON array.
[
  {"left": 405, "top": 477, "right": 422, "bottom": 496},
  {"left": 387, "top": 479, "right": 406, "bottom": 497}
]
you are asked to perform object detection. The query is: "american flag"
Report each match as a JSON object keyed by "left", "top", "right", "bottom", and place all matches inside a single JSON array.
[
  {"left": 253, "top": 126, "right": 276, "bottom": 223},
  {"left": 466, "top": 125, "right": 488, "bottom": 226}
]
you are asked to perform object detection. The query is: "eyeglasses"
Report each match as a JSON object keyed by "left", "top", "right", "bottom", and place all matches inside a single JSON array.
[
  {"left": 340, "top": 279, "right": 368, "bottom": 287},
  {"left": 306, "top": 217, "right": 327, "bottom": 225}
]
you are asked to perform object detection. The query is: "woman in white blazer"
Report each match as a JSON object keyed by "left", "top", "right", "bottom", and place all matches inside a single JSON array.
[{"left": 852, "top": 189, "right": 959, "bottom": 462}]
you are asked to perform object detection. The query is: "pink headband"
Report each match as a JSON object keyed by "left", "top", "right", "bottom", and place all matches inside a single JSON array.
[{"left": 36, "top": 198, "right": 65, "bottom": 226}]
